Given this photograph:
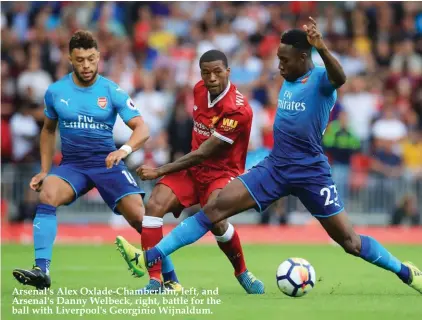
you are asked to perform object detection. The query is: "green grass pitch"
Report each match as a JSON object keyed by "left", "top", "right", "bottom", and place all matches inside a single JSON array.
[{"left": 2, "top": 244, "right": 421, "bottom": 320}]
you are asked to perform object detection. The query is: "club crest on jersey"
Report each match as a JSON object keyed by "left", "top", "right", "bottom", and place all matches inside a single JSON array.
[
  {"left": 301, "top": 76, "right": 309, "bottom": 84},
  {"left": 209, "top": 116, "right": 219, "bottom": 128},
  {"left": 97, "top": 97, "right": 108, "bottom": 109}
]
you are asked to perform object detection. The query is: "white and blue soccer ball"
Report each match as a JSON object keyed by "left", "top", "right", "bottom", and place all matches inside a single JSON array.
[{"left": 276, "top": 258, "right": 316, "bottom": 297}]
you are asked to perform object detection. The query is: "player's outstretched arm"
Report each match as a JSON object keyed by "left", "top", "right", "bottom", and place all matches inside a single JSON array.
[
  {"left": 106, "top": 116, "right": 149, "bottom": 169},
  {"left": 30, "top": 116, "right": 58, "bottom": 191},
  {"left": 137, "top": 136, "right": 227, "bottom": 180},
  {"left": 304, "top": 16, "right": 346, "bottom": 88},
  {"left": 123, "top": 116, "right": 150, "bottom": 152}
]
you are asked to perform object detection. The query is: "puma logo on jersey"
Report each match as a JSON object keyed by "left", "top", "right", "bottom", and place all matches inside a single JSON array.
[
  {"left": 60, "top": 98, "right": 70, "bottom": 106},
  {"left": 193, "top": 105, "right": 198, "bottom": 111}
]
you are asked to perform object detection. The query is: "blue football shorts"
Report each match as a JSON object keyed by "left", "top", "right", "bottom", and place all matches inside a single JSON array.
[
  {"left": 238, "top": 157, "right": 344, "bottom": 218},
  {"left": 48, "top": 162, "right": 144, "bottom": 214}
]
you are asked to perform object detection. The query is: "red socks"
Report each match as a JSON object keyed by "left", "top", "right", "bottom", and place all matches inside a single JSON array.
[
  {"left": 215, "top": 224, "right": 247, "bottom": 276},
  {"left": 143, "top": 218, "right": 247, "bottom": 278},
  {"left": 142, "top": 216, "right": 164, "bottom": 282}
]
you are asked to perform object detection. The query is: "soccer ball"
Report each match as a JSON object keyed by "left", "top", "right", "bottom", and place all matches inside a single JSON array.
[{"left": 276, "top": 257, "right": 316, "bottom": 297}]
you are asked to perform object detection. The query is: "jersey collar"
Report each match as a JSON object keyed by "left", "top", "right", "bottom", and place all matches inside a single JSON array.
[
  {"left": 294, "top": 68, "right": 314, "bottom": 83},
  {"left": 208, "top": 81, "right": 231, "bottom": 108}
]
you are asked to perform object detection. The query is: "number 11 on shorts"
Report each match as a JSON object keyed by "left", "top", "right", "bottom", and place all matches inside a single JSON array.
[{"left": 122, "top": 170, "right": 138, "bottom": 187}]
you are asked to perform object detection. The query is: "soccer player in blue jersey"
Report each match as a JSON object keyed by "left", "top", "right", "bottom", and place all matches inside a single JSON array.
[
  {"left": 12, "top": 30, "right": 181, "bottom": 290},
  {"left": 115, "top": 18, "right": 422, "bottom": 293}
]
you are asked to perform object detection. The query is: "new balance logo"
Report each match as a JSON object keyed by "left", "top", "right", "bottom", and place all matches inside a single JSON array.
[
  {"left": 60, "top": 98, "right": 70, "bottom": 106},
  {"left": 229, "top": 253, "right": 242, "bottom": 261}
]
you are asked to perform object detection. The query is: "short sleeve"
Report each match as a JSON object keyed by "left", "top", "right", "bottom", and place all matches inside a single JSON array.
[
  {"left": 212, "top": 109, "right": 251, "bottom": 145},
  {"left": 319, "top": 68, "right": 336, "bottom": 96},
  {"left": 44, "top": 88, "right": 58, "bottom": 119},
  {"left": 112, "top": 87, "right": 141, "bottom": 123}
]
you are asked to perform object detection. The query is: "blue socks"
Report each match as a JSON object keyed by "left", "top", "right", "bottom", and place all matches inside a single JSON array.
[
  {"left": 145, "top": 217, "right": 412, "bottom": 284},
  {"left": 146, "top": 210, "right": 212, "bottom": 267},
  {"left": 162, "top": 256, "right": 179, "bottom": 283},
  {"left": 359, "top": 235, "right": 410, "bottom": 283},
  {"left": 33, "top": 204, "right": 57, "bottom": 274},
  {"left": 35, "top": 259, "right": 50, "bottom": 273}
]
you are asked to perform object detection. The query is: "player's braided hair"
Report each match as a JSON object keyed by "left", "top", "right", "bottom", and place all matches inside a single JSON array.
[
  {"left": 199, "top": 50, "right": 228, "bottom": 68},
  {"left": 280, "top": 29, "right": 312, "bottom": 53},
  {"left": 69, "top": 30, "right": 98, "bottom": 53}
]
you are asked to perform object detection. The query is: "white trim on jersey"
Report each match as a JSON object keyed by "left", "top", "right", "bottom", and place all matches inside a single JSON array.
[
  {"left": 322, "top": 103, "right": 337, "bottom": 135},
  {"left": 208, "top": 81, "right": 231, "bottom": 108},
  {"left": 212, "top": 131, "right": 234, "bottom": 144}
]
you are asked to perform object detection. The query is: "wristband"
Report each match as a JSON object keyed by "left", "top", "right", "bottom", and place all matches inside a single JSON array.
[{"left": 120, "top": 144, "right": 133, "bottom": 155}]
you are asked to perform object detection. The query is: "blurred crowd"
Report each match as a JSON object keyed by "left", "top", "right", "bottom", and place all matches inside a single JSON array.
[{"left": 1, "top": 1, "right": 422, "bottom": 224}]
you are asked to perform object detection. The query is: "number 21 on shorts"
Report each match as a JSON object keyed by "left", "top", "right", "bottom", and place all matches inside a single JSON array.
[
  {"left": 320, "top": 185, "right": 340, "bottom": 207},
  {"left": 122, "top": 170, "right": 138, "bottom": 187}
]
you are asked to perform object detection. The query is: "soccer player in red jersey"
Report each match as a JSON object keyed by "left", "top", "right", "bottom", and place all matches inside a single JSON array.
[{"left": 116, "top": 50, "right": 264, "bottom": 294}]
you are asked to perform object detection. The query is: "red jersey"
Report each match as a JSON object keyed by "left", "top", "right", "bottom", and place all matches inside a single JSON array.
[{"left": 191, "top": 80, "right": 253, "bottom": 178}]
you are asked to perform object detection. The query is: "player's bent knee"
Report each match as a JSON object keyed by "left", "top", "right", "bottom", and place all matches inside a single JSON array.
[
  {"left": 341, "top": 235, "right": 361, "bottom": 256},
  {"left": 128, "top": 219, "right": 143, "bottom": 234},
  {"left": 39, "top": 179, "right": 74, "bottom": 207},
  {"left": 39, "top": 189, "right": 51, "bottom": 205},
  {"left": 211, "top": 219, "right": 229, "bottom": 235},
  {"left": 203, "top": 199, "right": 228, "bottom": 224}
]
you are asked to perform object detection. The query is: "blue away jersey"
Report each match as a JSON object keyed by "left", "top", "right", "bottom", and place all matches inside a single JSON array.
[
  {"left": 271, "top": 66, "right": 337, "bottom": 166},
  {"left": 44, "top": 73, "right": 140, "bottom": 165}
]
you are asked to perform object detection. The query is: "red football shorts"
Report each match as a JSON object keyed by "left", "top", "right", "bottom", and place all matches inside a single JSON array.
[{"left": 157, "top": 168, "right": 234, "bottom": 218}]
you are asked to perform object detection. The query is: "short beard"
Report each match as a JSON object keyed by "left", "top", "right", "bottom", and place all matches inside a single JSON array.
[{"left": 73, "top": 67, "right": 98, "bottom": 86}]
